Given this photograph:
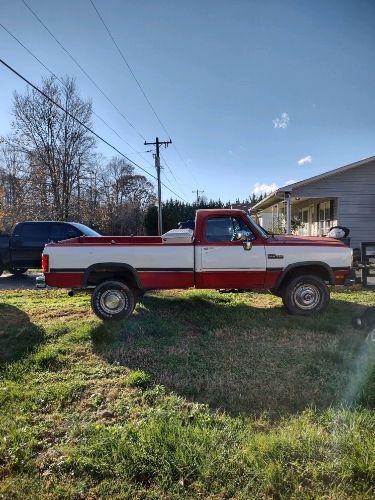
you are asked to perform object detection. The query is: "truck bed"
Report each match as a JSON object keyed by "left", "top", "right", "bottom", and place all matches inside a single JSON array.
[
  {"left": 54, "top": 235, "right": 163, "bottom": 245},
  {"left": 44, "top": 235, "right": 195, "bottom": 289}
]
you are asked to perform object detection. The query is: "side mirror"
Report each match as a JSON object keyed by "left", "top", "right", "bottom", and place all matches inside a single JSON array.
[
  {"left": 243, "top": 240, "right": 253, "bottom": 251},
  {"left": 234, "top": 231, "right": 253, "bottom": 250},
  {"left": 234, "top": 231, "right": 249, "bottom": 242}
]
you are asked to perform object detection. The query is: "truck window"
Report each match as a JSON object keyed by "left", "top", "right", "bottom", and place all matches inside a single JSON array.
[
  {"left": 50, "top": 224, "right": 80, "bottom": 242},
  {"left": 205, "top": 217, "right": 255, "bottom": 242},
  {"left": 14, "top": 223, "right": 51, "bottom": 245}
]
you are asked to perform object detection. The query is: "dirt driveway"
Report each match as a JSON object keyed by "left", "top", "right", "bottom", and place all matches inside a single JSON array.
[{"left": 0, "top": 272, "right": 43, "bottom": 290}]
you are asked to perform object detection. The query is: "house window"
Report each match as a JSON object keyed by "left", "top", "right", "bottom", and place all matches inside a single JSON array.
[
  {"left": 298, "top": 208, "right": 309, "bottom": 223},
  {"left": 318, "top": 201, "right": 333, "bottom": 235},
  {"left": 297, "top": 208, "right": 309, "bottom": 235}
]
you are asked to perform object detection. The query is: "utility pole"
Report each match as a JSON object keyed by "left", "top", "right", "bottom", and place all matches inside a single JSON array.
[
  {"left": 144, "top": 137, "right": 172, "bottom": 235},
  {"left": 192, "top": 189, "right": 204, "bottom": 204}
]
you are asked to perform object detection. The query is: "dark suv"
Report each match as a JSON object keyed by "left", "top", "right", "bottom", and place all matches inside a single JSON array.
[{"left": 0, "top": 221, "right": 100, "bottom": 276}]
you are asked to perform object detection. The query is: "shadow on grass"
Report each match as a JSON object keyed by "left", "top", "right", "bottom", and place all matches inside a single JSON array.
[
  {"left": 0, "top": 303, "right": 44, "bottom": 366},
  {"left": 92, "top": 291, "right": 374, "bottom": 416}
]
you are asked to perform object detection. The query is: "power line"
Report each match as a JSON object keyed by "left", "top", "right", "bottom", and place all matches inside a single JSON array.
[
  {"left": 21, "top": 0, "right": 146, "bottom": 142},
  {"left": 1, "top": 20, "right": 187, "bottom": 199},
  {"left": 89, "top": 0, "right": 170, "bottom": 138},
  {"left": 0, "top": 57, "right": 187, "bottom": 202},
  {"left": 160, "top": 152, "right": 187, "bottom": 196},
  {"left": 0, "top": 21, "right": 156, "bottom": 170},
  {"left": 88, "top": 0, "right": 199, "bottom": 184}
]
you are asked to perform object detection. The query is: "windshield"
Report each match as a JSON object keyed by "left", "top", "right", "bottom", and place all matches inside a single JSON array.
[
  {"left": 246, "top": 215, "right": 271, "bottom": 239},
  {"left": 70, "top": 223, "right": 101, "bottom": 237}
]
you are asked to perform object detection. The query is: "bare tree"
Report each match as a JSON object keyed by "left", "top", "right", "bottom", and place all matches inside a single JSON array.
[
  {"left": 100, "top": 157, "right": 155, "bottom": 234},
  {"left": 7, "top": 76, "right": 95, "bottom": 220},
  {"left": 0, "top": 143, "right": 27, "bottom": 230},
  {"left": 0, "top": 77, "right": 156, "bottom": 235}
]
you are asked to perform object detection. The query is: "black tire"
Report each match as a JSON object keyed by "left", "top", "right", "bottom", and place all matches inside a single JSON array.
[
  {"left": 9, "top": 268, "right": 28, "bottom": 276},
  {"left": 136, "top": 290, "right": 146, "bottom": 300},
  {"left": 91, "top": 280, "right": 136, "bottom": 321},
  {"left": 282, "top": 274, "right": 330, "bottom": 316}
]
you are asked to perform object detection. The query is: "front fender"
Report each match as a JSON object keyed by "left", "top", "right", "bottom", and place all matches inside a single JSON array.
[{"left": 274, "top": 261, "right": 335, "bottom": 290}]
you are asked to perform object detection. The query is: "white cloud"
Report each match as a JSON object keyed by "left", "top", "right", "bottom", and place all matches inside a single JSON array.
[
  {"left": 253, "top": 182, "right": 278, "bottom": 195},
  {"left": 284, "top": 179, "right": 297, "bottom": 186},
  {"left": 273, "top": 112, "right": 290, "bottom": 129},
  {"left": 297, "top": 155, "right": 312, "bottom": 166}
]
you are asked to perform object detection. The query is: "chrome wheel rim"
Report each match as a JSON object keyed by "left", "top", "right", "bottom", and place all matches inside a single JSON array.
[
  {"left": 100, "top": 290, "right": 127, "bottom": 314},
  {"left": 293, "top": 284, "right": 320, "bottom": 310}
]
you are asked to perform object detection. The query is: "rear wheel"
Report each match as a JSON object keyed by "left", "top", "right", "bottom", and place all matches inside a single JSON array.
[
  {"left": 91, "top": 280, "right": 136, "bottom": 321},
  {"left": 282, "top": 275, "right": 330, "bottom": 316},
  {"left": 9, "top": 268, "right": 28, "bottom": 276}
]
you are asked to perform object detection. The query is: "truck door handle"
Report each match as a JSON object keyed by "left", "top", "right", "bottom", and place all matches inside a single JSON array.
[{"left": 203, "top": 247, "right": 214, "bottom": 251}]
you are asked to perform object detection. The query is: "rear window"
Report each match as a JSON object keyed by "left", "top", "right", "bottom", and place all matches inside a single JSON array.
[
  {"left": 50, "top": 224, "right": 81, "bottom": 242},
  {"left": 69, "top": 223, "right": 100, "bottom": 236}
]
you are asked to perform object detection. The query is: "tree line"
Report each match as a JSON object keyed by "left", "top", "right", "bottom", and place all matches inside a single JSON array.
[{"left": 0, "top": 75, "right": 264, "bottom": 236}]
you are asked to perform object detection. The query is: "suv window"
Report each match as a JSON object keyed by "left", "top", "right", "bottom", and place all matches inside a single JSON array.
[
  {"left": 50, "top": 224, "right": 80, "bottom": 242},
  {"left": 205, "top": 217, "right": 255, "bottom": 242},
  {"left": 14, "top": 223, "right": 51, "bottom": 245}
]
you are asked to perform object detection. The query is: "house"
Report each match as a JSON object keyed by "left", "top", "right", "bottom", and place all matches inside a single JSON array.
[
  {"left": 256, "top": 206, "right": 274, "bottom": 230},
  {"left": 252, "top": 156, "right": 375, "bottom": 250}
]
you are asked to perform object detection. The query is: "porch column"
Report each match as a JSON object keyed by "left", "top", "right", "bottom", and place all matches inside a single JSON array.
[{"left": 285, "top": 192, "right": 292, "bottom": 234}]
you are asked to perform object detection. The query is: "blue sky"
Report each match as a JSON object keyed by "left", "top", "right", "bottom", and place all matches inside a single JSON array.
[{"left": 1, "top": 0, "right": 374, "bottom": 202}]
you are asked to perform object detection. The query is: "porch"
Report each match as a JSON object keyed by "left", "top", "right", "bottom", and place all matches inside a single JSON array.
[{"left": 255, "top": 195, "right": 338, "bottom": 236}]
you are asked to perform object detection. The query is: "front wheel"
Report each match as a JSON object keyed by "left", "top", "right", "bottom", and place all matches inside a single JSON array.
[
  {"left": 282, "top": 275, "right": 330, "bottom": 316},
  {"left": 91, "top": 281, "right": 136, "bottom": 321}
]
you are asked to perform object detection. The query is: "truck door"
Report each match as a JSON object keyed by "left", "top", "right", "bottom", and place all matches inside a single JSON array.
[
  {"left": 196, "top": 215, "right": 266, "bottom": 288},
  {"left": 10, "top": 222, "right": 52, "bottom": 269}
]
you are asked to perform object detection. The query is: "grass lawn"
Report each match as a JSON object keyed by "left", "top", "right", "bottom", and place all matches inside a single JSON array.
[{"left": 0, "top": 287, "right": 374, "bottom": 498}]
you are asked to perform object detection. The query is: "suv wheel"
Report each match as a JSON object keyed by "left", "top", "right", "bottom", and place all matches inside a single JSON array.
[
  {"left": 9, "top": 268, "right": 28, "bottom": 276},
  {"left": 91, "top": 280, "right": 136, "bottom": 321},
  {"left": 282, "top": 275, "right": 330, "bottom": 316}
]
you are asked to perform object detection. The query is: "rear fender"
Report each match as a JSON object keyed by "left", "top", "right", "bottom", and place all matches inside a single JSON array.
[{"left": 81, "top": 262, "right": 142, "bottom": 289}]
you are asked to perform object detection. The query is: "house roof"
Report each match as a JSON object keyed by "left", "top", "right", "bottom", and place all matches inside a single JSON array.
[{"left": 252, "top": 155, "right": 375, "bottom": 211}]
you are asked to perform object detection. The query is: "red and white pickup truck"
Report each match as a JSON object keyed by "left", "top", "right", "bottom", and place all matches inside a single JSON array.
[{"left": 42, "top": 209, "right": 352, "bottom": 320}]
